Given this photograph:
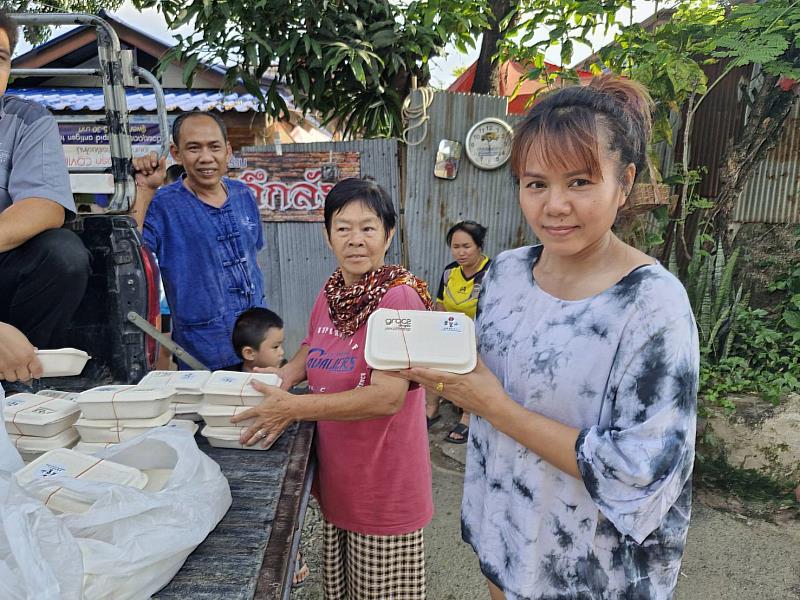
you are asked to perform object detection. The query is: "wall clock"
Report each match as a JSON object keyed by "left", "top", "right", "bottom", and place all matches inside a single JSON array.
[{"left": 465, "top": 118, "right": 514, "bottom": 170}]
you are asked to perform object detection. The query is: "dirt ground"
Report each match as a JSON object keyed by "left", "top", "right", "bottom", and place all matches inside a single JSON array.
[{"left": 293, "top": 407, "right": 800, "bottom": 600}]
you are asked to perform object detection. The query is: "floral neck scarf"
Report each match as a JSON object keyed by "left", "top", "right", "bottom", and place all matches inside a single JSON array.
[{"left": 324, "top": 264, "right": 433, "bottom": 337}]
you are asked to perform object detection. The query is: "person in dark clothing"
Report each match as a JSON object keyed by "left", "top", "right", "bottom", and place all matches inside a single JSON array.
[{"left": 0, "top": 11, "right": 90, "bottom": 350}]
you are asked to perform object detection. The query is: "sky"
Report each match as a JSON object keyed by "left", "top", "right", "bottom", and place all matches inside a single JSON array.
[{"left": 15, "top": 1, "right": 660, "bottom": 89}]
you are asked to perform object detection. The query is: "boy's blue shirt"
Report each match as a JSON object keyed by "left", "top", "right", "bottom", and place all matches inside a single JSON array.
[{"left": 143, "top": 177, "right": 266, "bottom": 369}]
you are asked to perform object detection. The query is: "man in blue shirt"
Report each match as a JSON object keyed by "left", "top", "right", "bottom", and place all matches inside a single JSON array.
[
  {"left": 132, "top": 111, "right": 266, "bottom": 370},
  {"left": 0, "top": 11, "right": 90, "bottom": 351}
]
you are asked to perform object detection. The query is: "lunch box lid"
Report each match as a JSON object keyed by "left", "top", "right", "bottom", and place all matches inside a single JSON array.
[
  {"left": 4, "top": 394, "right": 80, "bottom": 426},
  {"left": 77, "top": 385, "right": 174, "bottom": 404},
  {"left": 15, "top": 448, "right": 148, "bottom": 512},
  {"left": 198, "top": 405, "right": 249, "bottom": 419},
  {"left": 201, "top": 424, "right": 251, "bottom": 441},
  {"left": 364, "top": 309, "right": 477, "bottom": 374},
  {"left": 10, "top": 428, "right": 79, "bottom": 452},
  {"left": 74, "top": 409, "right": 175, "bottom": 430},
  {"left": 202, "top": 371, "right": 282, "bottom": 397},
  {"left": 138, "top": 370, "right": 211, "bottom": 392}
]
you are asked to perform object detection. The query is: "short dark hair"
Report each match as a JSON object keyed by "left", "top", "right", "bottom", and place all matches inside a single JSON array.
[
  {"left": 0, "top": 10, "right": 18, "bottom": 55},
  {"left": 172, "top": 111, "right": 228, "bottom": 147},
  {"left": 232, "top": 307, "right": 284, "bottom": 358},
  {"left": 446, "top": 220, "right": 487, "bottom": 248},
  {"left": 165, "top": 163, "right": 185, "bottom": 184},
  {"left": 323, "top": 178, "right": 396, "bottom": 240}
]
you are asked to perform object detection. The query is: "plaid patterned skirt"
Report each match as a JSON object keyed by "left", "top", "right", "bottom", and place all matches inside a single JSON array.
[{"left": 322, "top": 519, "right": 426, "bottom": 600}]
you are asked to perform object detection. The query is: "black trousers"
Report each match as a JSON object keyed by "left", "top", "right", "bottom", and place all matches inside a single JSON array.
[{"left": 0, "top": 228, "right": 91, "bottom": 349}]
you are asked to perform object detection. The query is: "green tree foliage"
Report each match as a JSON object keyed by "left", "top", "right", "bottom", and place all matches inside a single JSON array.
[
  {"left": 134, "top": 0, "right": 488, "bottom": 137},
  {"left": 502, "top": 0, "right": 800, "bottom": 259},
  {"left": 497, "top": 0, "right": 629, "bottom": 83}
]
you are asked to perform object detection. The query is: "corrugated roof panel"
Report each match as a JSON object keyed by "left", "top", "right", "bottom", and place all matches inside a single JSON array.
[{"left": 8, "top": 87, "right": 293, "bottom": 113}]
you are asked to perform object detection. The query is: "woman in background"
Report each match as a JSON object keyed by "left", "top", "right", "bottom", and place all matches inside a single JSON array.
[{"left": 427, "top": 220, "right": 490, "bottom": 444}]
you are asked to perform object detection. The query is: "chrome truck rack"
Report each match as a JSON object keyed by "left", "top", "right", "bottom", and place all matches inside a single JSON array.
[{"left": 9, "top": 13, "right": 170, "bottom": 212}]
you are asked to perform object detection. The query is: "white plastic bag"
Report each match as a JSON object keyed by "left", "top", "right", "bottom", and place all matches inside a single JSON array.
[{"left": 0, "top": 388, "right": 232, "bottom": 600}]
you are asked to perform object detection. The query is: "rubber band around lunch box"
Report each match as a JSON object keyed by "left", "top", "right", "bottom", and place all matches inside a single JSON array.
[
  {"left": 109, "top": 388, "right": 123, "bottom": 442},
  {"left": 8, "top": 397, "right": 53, "bottom": 435},
  {"left": 238, "top": 376, "right": 250, "bottom": 406},
  {"left": 395, "top": 309, "right": 413, "bottom": 369},
  {"left": 43, "top": 457, "right": 105, "bottom": 508}
]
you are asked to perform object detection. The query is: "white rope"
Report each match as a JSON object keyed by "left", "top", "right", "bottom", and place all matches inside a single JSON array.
[{"left": 401, "top": 87, "right": 435, "bottom": 146}]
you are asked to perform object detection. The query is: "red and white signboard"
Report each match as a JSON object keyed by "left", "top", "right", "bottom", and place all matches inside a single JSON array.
[{"left": 229, "top": 151, "right": 360, "bottom": 222}]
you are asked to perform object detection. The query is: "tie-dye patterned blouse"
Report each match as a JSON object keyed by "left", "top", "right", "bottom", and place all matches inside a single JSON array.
[{"left": 462, "top": 245, "right": 699, "bottom": 600}]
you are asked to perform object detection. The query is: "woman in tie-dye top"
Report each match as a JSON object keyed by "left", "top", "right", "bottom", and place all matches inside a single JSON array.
[{"left": 394, "top": 75, "right": 698, "bottom": 599}]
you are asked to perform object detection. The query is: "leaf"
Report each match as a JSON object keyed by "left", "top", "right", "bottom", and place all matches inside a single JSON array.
[
  {"left": 298, "top": 68, "right": 310, "bottom": 92},
  {"left": 372, "top": 28, "right": 397, "bottom": 48},
  {"left": 784, "top": 310, "right": 800, "bottom": 330},
  {"left": 560, "top": 39, "right": 574, "bottom": 65},
  {"left": 351, "top": 57, "right": 367, "bottom": 85},
  {"left": 182, "top": 54, "right": 199, "bottom": 86}
]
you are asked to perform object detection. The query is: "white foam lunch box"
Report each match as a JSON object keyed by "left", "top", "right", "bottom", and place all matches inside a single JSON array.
[
  {"left": 169, "top": 402, "right": 203, "bottom": 421},
  {"left": 73, "top": 419, "right": 196, "bottom": 454},
  {"left": 36, "top": 348, "right": 91, "bottom": 377},
  {"left": 166, "top": 419, "right": 199, "bottom": 435},
  {"left": 35, "top": 390, "right": 80, "bottom": 401},
  {"left": 138, "top": 370, "right": 211, "bottom": 403},
  {"left": 9, "top": 428, "right": 79, "bottom": 462},
  {"left": 201, "top": 424, "right": 281, "bottom": 450},
  {"left": 74, "top": 409, "right": 175, "bottom": 443},
  {"left": 14, "top": 448, "right": 148, "bottom": 513},
  {"left": 76, "top": 385, "right": 174, "bottom": 420},
  {"left": 198, "top": 404, "right": 256, "bottom": 428},
  {"left": 136, "top": 370, "right": 174, "bottom": 387},
  {"left": 202, "top": 371, "right": 282, "bottom": 406},
  {"left": 364, "top": 309, "right": 477, "bottom": 374},
  {"left": 4, "top": 393, "right": 81, "bottom": 437}
]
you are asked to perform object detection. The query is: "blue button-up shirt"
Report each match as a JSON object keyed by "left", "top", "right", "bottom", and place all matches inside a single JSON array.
[{"left": 143, "top": 177, "right": 265, "bottom": 370}]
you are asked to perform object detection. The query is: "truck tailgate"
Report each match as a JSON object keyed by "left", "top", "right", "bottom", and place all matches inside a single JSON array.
[{"left": 154, "top": 421, "right": 315, "bottom": 599}]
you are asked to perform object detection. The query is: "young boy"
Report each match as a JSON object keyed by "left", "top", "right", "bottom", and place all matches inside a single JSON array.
[
  {"left": 231, "top": 307, "right": 285, "bottom": 372},
  {"left": 231, "top": 307, "right": 309, "bottom": 587}
]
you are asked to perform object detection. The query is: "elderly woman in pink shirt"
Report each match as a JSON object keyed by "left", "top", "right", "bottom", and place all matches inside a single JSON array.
[{"left": 233, "top": 178, "right": 434, "bottom": 600}]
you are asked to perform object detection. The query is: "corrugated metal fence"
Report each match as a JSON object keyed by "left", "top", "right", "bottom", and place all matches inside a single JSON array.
[
  {"left": 403, "top": 92, "right": 533, "bottom": 288},
  {"left": 243, "top": 92, "right": 532, "bottom": 352},
  {"left": 243, "top": 139, "right": 402, "bottom": 353},
  {"left": 734, "top": 97, "right": 800, "bottom": 223}
]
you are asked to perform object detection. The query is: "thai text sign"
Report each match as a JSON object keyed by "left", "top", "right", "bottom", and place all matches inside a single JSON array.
[
  {"left": 229, "top": 151, "right": 360, "bottom": 222},
  {"left": 58, "top": 122, "right": 165, "bottom": 194},
  {"left": 59, "top": 123, "right": 162, "bottom": 146}
]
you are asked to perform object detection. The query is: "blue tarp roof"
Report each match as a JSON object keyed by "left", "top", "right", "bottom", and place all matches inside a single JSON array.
[{"left": 8, "top": 87, "right": 289, "bottom": 113}]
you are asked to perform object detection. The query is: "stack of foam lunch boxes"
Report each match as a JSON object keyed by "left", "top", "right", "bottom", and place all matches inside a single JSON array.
[
  {"left": 198, "top": 371, "right": 282, "bottom": 450},
  {"left": 137, "top": 370, "right": 210, "bottom": 422},
  {"left": 4, "top": 391, "right": 82, "bottom": 462},
  {"left": 73, "top": 385, "right": 177, "bottom": 453}
]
